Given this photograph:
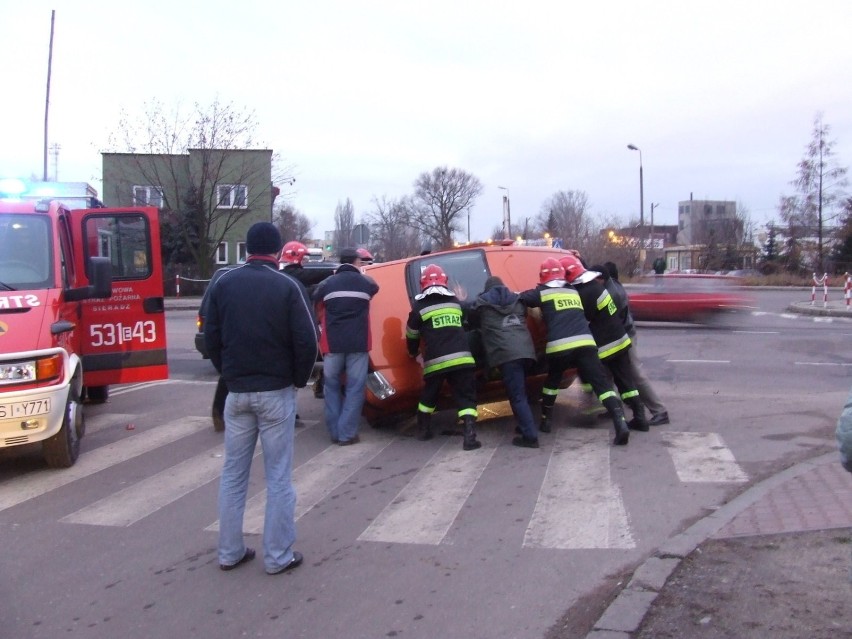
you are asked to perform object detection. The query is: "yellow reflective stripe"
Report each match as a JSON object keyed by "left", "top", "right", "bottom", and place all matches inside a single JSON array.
[
  {"left": 457, "top": 408, "right": 478, "bottom": 418},
  {"left": 621, "top": 390, "right": 639, "bottom": 400},
  {"left": 406, "top": 327, "right": 420, "bottom": 339},
  {"left": 598, "top": 334, "right": 631, "bottom": 359},
  {"left": 424, "top": 355, "right": 476, "bottom": 375},
  {"left": 598, "top": 390, "right": 617, "bottom": 402},
  {"left": 418, "top": 403, "right": 436, "bottom": 413},
  {"left": 546, "top": 336, "right": 597, "bottom": 354},
  {"left": 542, "top": 387, "right": 559, "bottom": 396},
  {"left": 596, "top": 291, "right": 617, "bottom": 315},
  {"left": 420, "top": 302, "right": 461, "bottom": 320}
]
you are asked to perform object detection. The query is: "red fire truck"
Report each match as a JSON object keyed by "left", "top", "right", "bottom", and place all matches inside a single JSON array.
[{"left": 0, "top": 179, "right": 168, "bottom": 467}]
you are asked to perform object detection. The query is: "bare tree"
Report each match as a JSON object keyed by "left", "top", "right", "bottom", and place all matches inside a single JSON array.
[
  {"left": 334, "top": 198, "right": 355, "bottom": 249},
  {"left": 104, "top": 98, "right": 295, "bottom": 278},
  {"left": 274, "top": 203, "right": 314, "bottom": 242},
  {"left": 364, "top": 195, "right": 423, "bottom": 261},
  {"left": 411, "top": 166, "right": 483, "bottom": 249},
  {"left": 535, "top": 190, "right": 596, "bottom": 248},
  {"left": 780, "top": 114, "right": 848, "bottom": 271}
]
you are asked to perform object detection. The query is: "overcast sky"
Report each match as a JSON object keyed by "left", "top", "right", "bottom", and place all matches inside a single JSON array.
[{"left": 3, "top": 1, "right": 851, "bottom": 242}]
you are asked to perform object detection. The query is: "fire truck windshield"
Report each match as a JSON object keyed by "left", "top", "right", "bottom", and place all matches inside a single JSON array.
[{"left": 0, "top": 214, "right": 54, "bottom": 289}]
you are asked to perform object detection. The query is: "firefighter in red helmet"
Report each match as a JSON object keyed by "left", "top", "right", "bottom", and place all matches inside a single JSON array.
[
  {"left": 560, "top": 254, "right": 648, "bottom": 432},
  {"left": 406, "top": 264, "right": 481, "bottom": 450},
  {"left": 518, "top": 257, "right": 630, "bottom": 445}
]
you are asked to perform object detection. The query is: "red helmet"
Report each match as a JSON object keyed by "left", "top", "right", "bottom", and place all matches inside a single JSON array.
[
  {"left": 539, "top": 258, "right": 565, "bottom": 284},
  {"left": 281, "top": 241, "right": 308, "bottom": 265},
  {"left": 559, "top": 255, "right": 586, "bottom": 282},
  {"left": 356, "top": 247, "right": 374, "bottom": 264},
  {"left": 420, "top": 264, "right": 448, "bottom": 290}
]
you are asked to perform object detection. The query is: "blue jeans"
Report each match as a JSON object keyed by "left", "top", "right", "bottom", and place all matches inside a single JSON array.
[
  {"left": 219, "top": 387, "right": 297, "bottom": 573},
  {"left": 322, "top": 352, "right": 369, "bottom": 443},
  {"left": 500, "top": 359, "right": 537, "bottom": 439}
]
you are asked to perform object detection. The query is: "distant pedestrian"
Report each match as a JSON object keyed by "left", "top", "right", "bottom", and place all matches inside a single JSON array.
[
  {"left": 599, "top": 261, "right": 669, "bottom": 426},
  {"left": 560, "top": 255, "right": 648, "bottom": 432},
  {"left": 406, "top": 264, "right": 481, "bottom": 450},
  {"left": 469, "top": 276, "right": 539, "bottom": 448},
  {"left": 837, "top": 386, "right": 852, "bottom": 473},
  {"left": 519, "top": 258, "right": 630, "bottom": 445},
  {"left": 204, "top": 222, "right": 317, "bottom": 575},
  {"left": 312, "top": 247, "right": 379, "bottom": 445}
]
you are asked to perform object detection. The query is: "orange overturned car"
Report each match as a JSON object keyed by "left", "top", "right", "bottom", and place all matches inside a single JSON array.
[{"left": 359, "top": 242, "right": 577, "bottom": 426}]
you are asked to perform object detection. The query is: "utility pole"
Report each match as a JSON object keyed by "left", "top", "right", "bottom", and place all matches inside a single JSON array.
[{"left": 44, "top": 10, "right": 56, "bottom": 181}]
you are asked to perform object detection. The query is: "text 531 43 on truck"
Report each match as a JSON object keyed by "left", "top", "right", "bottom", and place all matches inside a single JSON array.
[{"left": 0, "top": 179, "right": 169, "bottom": 467}]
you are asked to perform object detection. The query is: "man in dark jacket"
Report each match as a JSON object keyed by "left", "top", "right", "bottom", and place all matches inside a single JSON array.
[
  {"left": 204, "top": 222, "right": 318, "bottom": 575},
  {"left": 600, "top": 262, "right": 669, "bottom": 426},
  {"left": 406, "top": 264, "right": 481, "bottom": 450},
  {"left": 312, "top": 247, "right": 379, "bottom": 446},
  {"left": 519, "top": 258, "right": 630, "bottom": 446},
  {"left": 469, "top": 276, "right": 539, "bottom": 448}
]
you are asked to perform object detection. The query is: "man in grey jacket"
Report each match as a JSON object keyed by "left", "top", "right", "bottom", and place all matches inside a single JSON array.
[{"left": 469, "top": 276, "right": 539, "bottom": 448}]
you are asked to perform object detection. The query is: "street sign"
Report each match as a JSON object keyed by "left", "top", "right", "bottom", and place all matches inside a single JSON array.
[{"left": 353, "top": 224, "right": 370, "bottom": 245}]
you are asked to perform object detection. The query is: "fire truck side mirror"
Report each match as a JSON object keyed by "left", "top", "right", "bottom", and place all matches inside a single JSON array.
[
  {"left": 66, "top": 256, "right": 113, "bottom": 302},
  {"left": 88, "top": 257, "right": 113, "bottom": 299}
]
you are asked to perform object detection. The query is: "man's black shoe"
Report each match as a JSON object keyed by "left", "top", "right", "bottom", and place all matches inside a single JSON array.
[
  {"left": 220, "top": 547, "right": 255, "bottom": 571},
  {"left": 338, "top": 435, "right": 360, "bottom": 446},
  {"left": 648, "top": 412, "right": 670, "bottom": 426},
  {"left": 267, "top": 551, "right": 303, "bottom": 575},
  {"left": 512, "top": 435, "right": 540, "bottom": 449}
]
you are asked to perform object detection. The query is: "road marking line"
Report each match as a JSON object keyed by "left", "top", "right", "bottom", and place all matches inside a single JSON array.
[
  {"left": 666, "top": 359, "right": 731, "bottom": 364},
  {"left": 732, "top": 330, "right": 778, "bottom": 334},
  {"left": 61, "top": 443, "right": 226, "bottom": 526},
  {"left": 0, "top": 417, "right": 209, "bottom": 512},
  {"left": 662, "top": 432, "right": 748, "bottom": 483},
  {"left": 206, "top": 435, "right": 392, "bottom": 534},
  {"left": 794, "top": 361, "right": 852, "bottom": 367},
  {"left": 357, "top": 432, "right": 499, "bottom": 545},
  {"left": 523, "top": 432, "right": 634, "bottom": 549}
]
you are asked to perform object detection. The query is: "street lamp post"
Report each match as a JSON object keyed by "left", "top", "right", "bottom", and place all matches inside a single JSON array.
[
  {"left": 649, "top": 202, "right": 658, "bottom": 253},
  {"left": 627, "top": 144, "right": 644, "bottom": 267},
  {"left": 467, "top": 206, "right": 471, "bottom": 243},
  {"left": 497, "top": 186, "right": 511, "bottom": 240}
]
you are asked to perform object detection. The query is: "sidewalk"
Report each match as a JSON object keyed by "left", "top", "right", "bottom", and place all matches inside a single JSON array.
[{"left": 584, "top": 299, "right": 852, "bottom": 639}]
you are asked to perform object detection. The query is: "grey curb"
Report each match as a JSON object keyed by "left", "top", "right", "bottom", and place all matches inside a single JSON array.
[{"left": 584, "top": 451, "right": 838, "bottom": 638}]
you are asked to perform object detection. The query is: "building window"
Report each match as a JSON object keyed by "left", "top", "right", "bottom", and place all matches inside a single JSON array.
[
  {"left": 717, "top": 204, "right": 726, "bottom": 216},
  {"left": 133, "top": 185, "right": 164, "bottom": 208},
  {"left": 216, "top": 184, "right": 248, "bottom": 209},
  {"left": 216, "top": 242, "right": 228, "bottom": 264},
  {"left": 237, "top": 242, "right": 247, "bottom": 263}
]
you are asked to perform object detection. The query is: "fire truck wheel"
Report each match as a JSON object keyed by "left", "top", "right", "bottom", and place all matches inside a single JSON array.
[
  {"left": 86, "top": 386, "right": 110, "bottom": 403},
  {"left": 43, "top": 389, "right": 83, "bottom": 468}
]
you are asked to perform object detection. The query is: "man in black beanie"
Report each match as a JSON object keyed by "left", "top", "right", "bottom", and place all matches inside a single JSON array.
[{"left": 205, "top": 221, "right": 318, "bottom": 574}]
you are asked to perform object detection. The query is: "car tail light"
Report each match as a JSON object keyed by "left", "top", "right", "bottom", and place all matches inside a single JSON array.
[{"left": 366, "top": 370, "right": 395, "bottom": 400}]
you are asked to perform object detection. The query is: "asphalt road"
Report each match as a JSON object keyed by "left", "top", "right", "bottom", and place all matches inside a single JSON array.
[{"left": 0, "top": 289, "right": 849, "bottom": 639}]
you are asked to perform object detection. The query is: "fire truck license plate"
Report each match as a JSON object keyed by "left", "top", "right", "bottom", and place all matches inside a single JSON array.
[{"left": 0, "top": 399, "right": 51, "bottom": 419}]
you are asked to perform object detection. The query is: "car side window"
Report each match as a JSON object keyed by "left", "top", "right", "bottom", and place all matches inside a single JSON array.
[{"left": 406, "top": 250, "right": 490, "bottom": 303}]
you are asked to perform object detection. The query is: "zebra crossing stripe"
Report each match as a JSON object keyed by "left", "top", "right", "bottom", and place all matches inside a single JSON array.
[
  {"left": 61, "top": 443, "right": 226, "bottom": 527},
  {"left": 357, "top": 432, "right": 499, "bottom": 545},
  {"left": 523, "top": 431, "right": 634, "bottom": 550},
  {"left": 662, "top": 432, "right": 748, "bottom": 483},
  {"left": 205, "top": 437, "right": 392, "bottom": 534},
  {"left": 0, "top": 417, "right": 210, "bottom": 513}
]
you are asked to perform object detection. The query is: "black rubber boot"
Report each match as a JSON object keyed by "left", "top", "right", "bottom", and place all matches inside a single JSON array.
[
  {"left": 462, "top": 416, "right": 481, "bottom": 450},
  {"left": 539, "top": 404, "right": 554, "bottom": 433},
  {"left": 602, "top": 397, "right": 630, "bottom": 445},
  {"left": 627, "top": 399, "right": 649, "bottom": 432},
  {"left": 416, "top": 412, "right": 433, "bottom": 441}
]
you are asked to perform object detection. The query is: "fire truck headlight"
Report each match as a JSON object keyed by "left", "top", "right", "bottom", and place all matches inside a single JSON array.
[{"left": 0, "top": 361, "right": 37, "bottom": 386}]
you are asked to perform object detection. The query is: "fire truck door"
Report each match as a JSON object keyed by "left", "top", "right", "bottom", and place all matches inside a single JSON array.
[{"left": 72, "top": 207, "right": 169, "bottom": 387}]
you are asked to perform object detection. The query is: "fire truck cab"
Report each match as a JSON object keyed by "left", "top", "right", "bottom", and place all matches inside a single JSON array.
[{"left": 0, "top": 179, "right": 168, "bottom": 467}]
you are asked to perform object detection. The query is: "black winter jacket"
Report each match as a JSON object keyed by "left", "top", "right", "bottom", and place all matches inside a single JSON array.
[
  {"left": 204, "top": 258, "right": 319, "bottom": 392},
  {"left": 469, "top": 284, "right": 535, "bottom": 368}
]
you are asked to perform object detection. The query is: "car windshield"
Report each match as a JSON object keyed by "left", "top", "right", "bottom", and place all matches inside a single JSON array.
[
  {"left": 0, "top": 214, "right": 54, "bottom": 289},
  {"left": 407, "top": 249, "right": 490, "bottom": 303}
]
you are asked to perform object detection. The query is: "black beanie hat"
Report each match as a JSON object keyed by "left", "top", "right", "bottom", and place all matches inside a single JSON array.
[
  {"left": 246, "top": 222, "right": 283, "bottom": 255},
  {"left": 483, "top": 276, "right": 504, "bottom": 291}
]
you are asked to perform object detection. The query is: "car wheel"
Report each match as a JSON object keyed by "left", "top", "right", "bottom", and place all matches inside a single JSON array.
[{"left": 43, "top": 387, "right": 83, "bottom": 468}]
